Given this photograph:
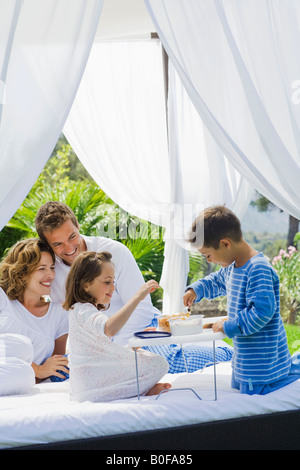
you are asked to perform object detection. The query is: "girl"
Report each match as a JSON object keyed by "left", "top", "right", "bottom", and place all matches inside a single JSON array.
[{"left": 63, "top": 251, "right": 170, "bottom": 402}]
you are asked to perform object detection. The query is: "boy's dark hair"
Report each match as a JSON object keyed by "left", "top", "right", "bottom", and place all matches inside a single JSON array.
[
  {"left": 63, "top": 251, "right": 113, "bottom": 311},
  {"left": 188, "top": 205, "right": 243, "bottom": 249}
]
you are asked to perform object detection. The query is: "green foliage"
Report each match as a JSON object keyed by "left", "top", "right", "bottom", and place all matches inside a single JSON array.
[
  {"left": 7, "top": 179, "right": 112, "bottom": 237},
  {"left": 245, "top": 231, "right": 287, "bottom": 261},
  {"left": 272, "top": 247, "right": 300, "bottom": 324},
  {"left": 3, "top": 139, "right": 208, "bottom": 310},
  {"left": 121, "top": 224, "right": 165, "bottom": 308},
  {"left": 3, "top": 139, "right": 300, "bottom": 316},
  {"left": 188, "top": 250, "right": 207, "bottom": 283},
  {"left": 285, "top": 323, "right": 300, "bottom": 355},
  {"left": 223, "top": 323, "right": 300, "bottom": 354},
  {"left": 250, "top": 193, "right": 274, "bottom": 212},
  {"left": 294, "top": 232, "right": 300, "bottom": 249},
  {"left": 0, "top": 226, "right": 27, "bottom": 258},
  {"left": 5, "top": 134, "right": 114, "bottom": 239},
  {"left": 44, "top": 135, "right": 92, "bottom": 183}
]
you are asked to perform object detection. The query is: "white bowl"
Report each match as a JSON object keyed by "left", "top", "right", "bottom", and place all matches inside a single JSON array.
[
  {"left": 169, "top": 315, "right": 204, "bottom": 336},
  {"left": 157, "top": 313, "right": 190, "bottom": 332}
]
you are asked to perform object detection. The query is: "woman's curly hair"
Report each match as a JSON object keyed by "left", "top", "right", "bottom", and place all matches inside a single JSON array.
[{"left": 0, "top": 238, "right": 55, "bottom": 301}]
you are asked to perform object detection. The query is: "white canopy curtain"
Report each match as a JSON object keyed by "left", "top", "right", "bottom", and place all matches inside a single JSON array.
[
  {"left": 160, "top": 63, "right": 252, "bottom": 312},
  {"left": 145, "top": 0, "right": 300, "bottom": 221},
  {"left": 64, "top": 39, "right": 251, "bottom": 313},
  {"left": 0, "top": 0, "right": 103, "bottom": 231},
  {"left": 66, "top": 40, "right": 171, "bottom": 227}
]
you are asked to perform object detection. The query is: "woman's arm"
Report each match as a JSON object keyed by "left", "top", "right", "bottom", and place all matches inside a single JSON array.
[
  {"left": 53, "top": 333, "right": 68, "bottom": 356},
  {"left": 32, "top": 334, "right": 69, "bottom": 381},
  {"left": 31, "top": 354, "right": 69, "bottom": 381}
]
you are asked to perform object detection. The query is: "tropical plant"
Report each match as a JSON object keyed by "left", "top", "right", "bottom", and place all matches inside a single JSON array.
[
  {"left": 187, "top": 250, "right": 207, "bottom": 283},
  {"left": 3, "top": 139, "right": 207, "bottom": 310},
  {"left": 294, "top": 232, "right": 300, "bottom": 249},
  {"left": 272, "top": 246, "right": 300, "bottom": 324},
  {"left": 7, "top": 179, "right": 113, "bottom": 237}
]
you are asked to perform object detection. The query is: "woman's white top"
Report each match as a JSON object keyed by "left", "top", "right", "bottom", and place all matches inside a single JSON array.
[
  {"left": 0, "top": 288, "right": 68, "bottom": 365},
  {"left": 68, "top": 302, "right": 168, "bottom": 402}
]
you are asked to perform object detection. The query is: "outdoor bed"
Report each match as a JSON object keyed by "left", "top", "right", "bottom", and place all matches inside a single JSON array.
[{"left": 1, "top": 356, "right": 300, "bottom": 451}]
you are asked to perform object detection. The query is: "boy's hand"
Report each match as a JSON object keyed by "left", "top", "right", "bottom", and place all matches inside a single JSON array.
[
  {"left": 183, "top": 289, "right": 196, "bottom": 307},
  {"left": 212, "top": 319, "right": 225, "bottom": 333}
]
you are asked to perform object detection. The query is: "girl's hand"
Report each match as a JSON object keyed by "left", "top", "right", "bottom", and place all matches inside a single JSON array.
[
  {"left": 136, "top": 280, "right": 160, "bottom": 300},
  {"left": 105, "top": 280, "right": 160, "bottom": 338},
  {"left": 33, "top": 355, "right": 69, "bottom": 380}
]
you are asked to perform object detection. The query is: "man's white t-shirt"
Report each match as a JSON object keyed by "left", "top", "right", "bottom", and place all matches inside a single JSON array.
[{"left": 50, "top": 236, "right": 159, "bottom": 345}]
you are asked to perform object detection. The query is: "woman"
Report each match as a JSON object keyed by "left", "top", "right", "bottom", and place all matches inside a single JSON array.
[{"left": 0, "top": 238, "right": 69, "bottom": 384}]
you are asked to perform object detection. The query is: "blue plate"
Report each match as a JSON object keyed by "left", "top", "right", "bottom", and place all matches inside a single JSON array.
[{"left": 134, "top": 330, "right": 172, "bottom": 339}]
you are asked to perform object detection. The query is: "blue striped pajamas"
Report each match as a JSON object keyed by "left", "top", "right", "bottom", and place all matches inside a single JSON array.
[{"left": 188, "top": 253, "right": 300, "bottom": 394}]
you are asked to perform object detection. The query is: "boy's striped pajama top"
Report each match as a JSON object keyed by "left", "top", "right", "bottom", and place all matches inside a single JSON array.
[{"left": 188, "top": 253, "right": 291, "bottom": 387}]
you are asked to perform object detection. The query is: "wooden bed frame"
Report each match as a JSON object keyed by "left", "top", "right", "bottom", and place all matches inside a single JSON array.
[{"left": 9, "top": 408, "right": 300, "bottom": 450}]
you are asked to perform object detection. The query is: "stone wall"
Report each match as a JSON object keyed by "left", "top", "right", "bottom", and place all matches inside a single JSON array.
[{"left": 190, "top": 298, "right": 227, "bottom": 318}]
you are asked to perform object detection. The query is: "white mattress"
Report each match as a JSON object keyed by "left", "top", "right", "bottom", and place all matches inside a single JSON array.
[{"left": 1, "top": 361, "right": 300, "bottom": 449}]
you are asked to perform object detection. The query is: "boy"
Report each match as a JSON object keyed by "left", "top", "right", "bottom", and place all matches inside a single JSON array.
[{"left": 183, "top": 205, "right": 299, "bottom": 394}]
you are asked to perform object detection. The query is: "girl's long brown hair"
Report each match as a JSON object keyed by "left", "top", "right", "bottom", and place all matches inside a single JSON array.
[{"left": 63, "top": 251, "right": 113, "bottom": 311}]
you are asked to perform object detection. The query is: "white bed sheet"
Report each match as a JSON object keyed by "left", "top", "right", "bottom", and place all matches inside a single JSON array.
[{"left": 1, "top": 361, "right": 300, "bottom": 449}]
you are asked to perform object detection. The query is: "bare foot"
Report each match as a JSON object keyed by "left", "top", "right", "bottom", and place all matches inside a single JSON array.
[{"left": 146, "top": 382, "right": 172, "bottom": 396}]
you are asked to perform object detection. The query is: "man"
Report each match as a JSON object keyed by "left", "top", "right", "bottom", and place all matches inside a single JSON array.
[
  {"left": 35, "top": 201, "right": 233, "bottom": 372},
  {"left": 35, "top": 201, "right": 158, "bottom": 345}
]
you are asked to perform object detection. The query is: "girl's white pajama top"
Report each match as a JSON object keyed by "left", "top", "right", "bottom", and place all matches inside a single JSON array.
[{"left": 68, "top": 302, "right": 168, "bottom": 402}]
